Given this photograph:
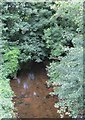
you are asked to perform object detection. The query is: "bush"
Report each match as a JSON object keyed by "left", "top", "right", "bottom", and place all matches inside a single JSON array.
[
  {"left": 0, "top": 78, "right": 15, "bottom": 118},
  {"left": 46, "top": 1, "right": 83, "bottom": 118},
  {"left": 47, "top": 38, "right": 83, "bottom": 118},
  {"left": 43, "top": 0, "right": 83, "bottom": 59},
  {"left": 0, "top": 44, "right": 15, "bottom": 118},
  {"left": 1, "top": 2, "right": 56, "bottom": 63},
  {"left": 3, "top": 46, "right": 20, "bottom": 78}
]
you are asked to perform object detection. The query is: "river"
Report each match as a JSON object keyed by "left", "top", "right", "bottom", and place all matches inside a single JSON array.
[{"left": 10, "top": 62, "right": 59, "bottom": 118}]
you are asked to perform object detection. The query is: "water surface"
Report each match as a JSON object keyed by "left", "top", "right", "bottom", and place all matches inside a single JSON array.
[{"left": 10, "top": 62, "right": 59, "bottom": 118}]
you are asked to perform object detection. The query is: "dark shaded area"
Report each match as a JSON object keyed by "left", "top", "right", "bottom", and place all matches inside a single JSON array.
[{"left": 10, "top": 62, "right": 59, "bottom": 118}]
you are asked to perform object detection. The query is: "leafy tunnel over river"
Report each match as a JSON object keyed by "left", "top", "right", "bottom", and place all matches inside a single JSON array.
[
  {"left": 10, "top": 61, "right": 60, "bottom": 118},
  {"left": 0, "top": 1, "right": 83, "bottom": 119}
]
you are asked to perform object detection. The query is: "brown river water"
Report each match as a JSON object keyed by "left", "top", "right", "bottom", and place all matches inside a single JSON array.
[{"left": 10, "top": 62, "right": 60, "bottom": 118}]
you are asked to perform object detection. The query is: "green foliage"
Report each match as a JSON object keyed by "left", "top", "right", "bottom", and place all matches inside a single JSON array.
[
  {"left": 3, "top": 46, "right": 20, "bottom": 78},
  {"left": 1, "top": 2, "right": 56, "bottom": 63},
  {"left": 43, "top": 26, "right": 64, "bottom": 57},
  {"left": 0, "top": 79, "right": 15, "bottom": 118},
  {"left": 43, "top": 0, "right": 83, "bottom": 59},
  {"left": 0, "top": 20, "right": 19, "bottom": 118},
  {"left": 47, "top": 39, "right": 83, "bottom": 118},
  {"left": 47, "top": 1, "right": 83, "bottom": 118},
  {"left": 0, "top": 0, "right": 83, "bottom": 119},
  {"left": 0, "top": 42, "right": 15, "bottom": 119}
]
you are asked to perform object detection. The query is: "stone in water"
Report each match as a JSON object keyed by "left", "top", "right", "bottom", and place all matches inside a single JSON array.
[{"left": 33, "top": 92, "right": 37, "bottom": 96}]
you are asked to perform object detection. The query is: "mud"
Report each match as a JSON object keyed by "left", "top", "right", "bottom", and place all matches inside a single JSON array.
[{"left": 10, "top": 62, "right": 59, "bottom": 118}]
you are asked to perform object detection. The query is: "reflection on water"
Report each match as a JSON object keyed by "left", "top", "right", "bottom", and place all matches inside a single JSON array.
[
  {"left": 17, "top": 78, "right": 21, "bottom": 84},
  {"left": 10, "top": 62, "right": 59, "bottom": 118},
  {"left": 23, "top": 82, "right": 28, "bottom": 90},
  {"left": 28, "top": 72, "right": 35, "bottom": 80}
]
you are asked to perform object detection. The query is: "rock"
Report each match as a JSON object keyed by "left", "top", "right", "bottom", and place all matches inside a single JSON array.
[{"left": 33, "top": 92, "right": 37, "bottom": 96}]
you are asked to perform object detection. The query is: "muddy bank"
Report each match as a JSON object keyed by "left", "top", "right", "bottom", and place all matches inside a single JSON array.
[{"left": 10, "top": 62, "right": 59, "bottom": 118}]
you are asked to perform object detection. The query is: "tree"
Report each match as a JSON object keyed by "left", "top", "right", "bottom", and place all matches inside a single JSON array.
[{"left": 46, "top": 1, "right": 83, "bottom": 118}]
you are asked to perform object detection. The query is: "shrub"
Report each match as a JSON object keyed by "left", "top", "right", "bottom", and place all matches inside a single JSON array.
[
  {"left": 1, "top": 2, "right": 56, "bottom": 63},
  {"left": 0, "top": 41, "right": 15, "bottom": 118},
  {"left": 43, "top": 0, "right": 83, "bottom": 59},
  {"left": 46, "top": 1, "right": 83, "bottom": 118},
  {"left": 3, "top": 46, "right": 20, "bottom": 78},
  {"left": 47, "top": 35, "right": 83, "bottom": 118}
]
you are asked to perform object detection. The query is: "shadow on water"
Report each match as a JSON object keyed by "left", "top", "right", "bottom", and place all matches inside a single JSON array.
[{"left": 10, "top": 62, "right": 59, "bottom": 118}]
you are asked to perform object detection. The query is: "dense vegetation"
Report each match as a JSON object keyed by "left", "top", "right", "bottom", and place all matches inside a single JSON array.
[
  {"left": 0, "top": 0, "right": 83, "bottom": 119},
  {"left": 0, "top": 39, "right": 15, "bottom": 118},
  {"left": 46, "top": 1, "right": 83, "bottom": 118}
]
